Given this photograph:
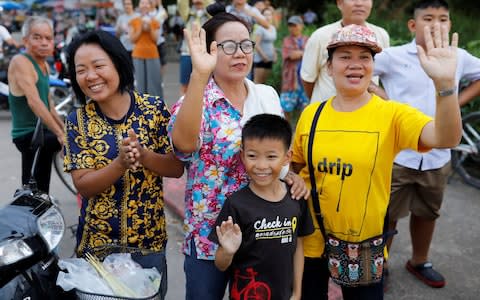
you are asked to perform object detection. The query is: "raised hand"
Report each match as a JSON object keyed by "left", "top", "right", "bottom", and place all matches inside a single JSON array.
[
  {"left": 417, "top": 23, "right": 458, "bottom": 83},
  {"left": 216, "top": 216, "right": 242, "bottom": 255},
  {"left": 184, "top": 22, "right": 217, "bottom": 77}
]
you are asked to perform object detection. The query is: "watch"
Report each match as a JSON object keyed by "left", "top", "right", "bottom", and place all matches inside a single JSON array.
[{"left": 437, "top": 87, "right": 456, "bottom": 97}]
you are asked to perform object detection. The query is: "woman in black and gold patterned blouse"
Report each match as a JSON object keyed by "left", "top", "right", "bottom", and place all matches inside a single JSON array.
[{"left": 64, "top": 30, "right": 184, "bottom": 299}]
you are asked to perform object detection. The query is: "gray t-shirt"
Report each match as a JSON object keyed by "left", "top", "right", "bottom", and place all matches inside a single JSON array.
[
  {"left": 253, "top": 25, "right": 277, "bottom": 63},
  {"left": 115, "top": 13, "right": 138, "bottom": 51}
]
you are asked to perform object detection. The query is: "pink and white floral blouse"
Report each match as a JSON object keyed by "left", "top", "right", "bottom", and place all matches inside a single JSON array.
[{"left": 167, "top": 77, "right": 282, "bottom": 259}]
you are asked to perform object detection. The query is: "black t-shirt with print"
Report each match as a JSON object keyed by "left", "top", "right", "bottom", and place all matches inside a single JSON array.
[{"left": 209, "top": 186, "right": 314, "bottom": 300}]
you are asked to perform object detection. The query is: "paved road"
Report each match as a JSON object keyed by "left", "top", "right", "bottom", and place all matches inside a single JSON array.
[{"left": 1, "top": 61, "right": 479, "bottom": 299}]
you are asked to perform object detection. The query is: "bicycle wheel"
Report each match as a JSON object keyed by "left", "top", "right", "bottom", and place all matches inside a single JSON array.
[
  {"left": 54, "top": 151, "right": 77, "bottom": 195},
  {"left": 244, "top": 282, "right": 271, "bottom": 300},
  {"left": 451, "top": 111, "right": 480, "bottom": 189}
]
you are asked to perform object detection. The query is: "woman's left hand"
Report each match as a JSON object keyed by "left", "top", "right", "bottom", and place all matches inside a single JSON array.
[
  {"left": 417, "top": 23, "right": 458, "bottom": 83},
  {"left": 283, "top": 171, "right": 310, "bottom": 200}
]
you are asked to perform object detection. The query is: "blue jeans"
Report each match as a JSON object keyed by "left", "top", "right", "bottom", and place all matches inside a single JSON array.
[
  {"left": 179, "top": 55, "right": 192, "bottom": 86},
  {"left": 132, "top": 251, "right": 168, "bottom": 300},
  {"left": 184, "top": 240, "right": 228, "bottom": 300}
]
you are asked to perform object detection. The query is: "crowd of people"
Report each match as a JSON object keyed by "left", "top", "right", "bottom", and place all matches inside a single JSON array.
[{"left": 3, "top": 0, "right": 480, "bottom": 300}]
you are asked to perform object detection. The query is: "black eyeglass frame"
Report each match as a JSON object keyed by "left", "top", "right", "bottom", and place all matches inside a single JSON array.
[{"left": 217, "top": 39, "right": 256, "bottom": 55}]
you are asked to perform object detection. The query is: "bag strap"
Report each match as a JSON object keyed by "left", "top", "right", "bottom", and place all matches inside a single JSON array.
[
  {"left": 306, "top": 101, "right": 327, "bottom": 239},
  {"left": 306, "top": 101, "right": 395, "bottom": 244}
]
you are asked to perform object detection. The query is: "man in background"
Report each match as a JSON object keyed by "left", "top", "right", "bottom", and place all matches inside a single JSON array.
[
  {"left": 301, "top": 0, "right": 389, "bottom": 103},
  {"left": 8, "top": 16, "right": 63, "bottom": 193}
]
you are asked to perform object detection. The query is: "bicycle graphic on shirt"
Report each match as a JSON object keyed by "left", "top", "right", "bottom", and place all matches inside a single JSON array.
[{"left": 231, "top": 268, "right": 271, "bottom": 300}]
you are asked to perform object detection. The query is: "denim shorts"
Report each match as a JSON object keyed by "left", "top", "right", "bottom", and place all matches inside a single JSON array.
[
  {"left": 132, "top": 251, "right": 168, "bottom": 300},
  {"left": 184, "top": 239, "right": 228, "bottom": 300},
  {"left": 280, "top": 89, "right": 309, "bottom": 112}
]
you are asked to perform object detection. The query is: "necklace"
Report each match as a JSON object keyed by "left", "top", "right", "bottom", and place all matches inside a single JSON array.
[{"left": 101, "top": 111, "right": 130, "bottom": 142}]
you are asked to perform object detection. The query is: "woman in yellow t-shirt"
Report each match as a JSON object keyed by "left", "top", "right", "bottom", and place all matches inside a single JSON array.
[{"left": 292, "top": 24, "right": 461, "bottom": 299}]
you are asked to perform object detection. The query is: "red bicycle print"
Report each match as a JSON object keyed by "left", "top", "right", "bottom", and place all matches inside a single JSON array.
[{"left": 230, "top": 267, "right": 271, "bottom": 300}]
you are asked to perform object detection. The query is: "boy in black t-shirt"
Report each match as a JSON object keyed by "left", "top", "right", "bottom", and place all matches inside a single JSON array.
[{"left": 208, "top": 114, "right": 314, "bottom": 300}]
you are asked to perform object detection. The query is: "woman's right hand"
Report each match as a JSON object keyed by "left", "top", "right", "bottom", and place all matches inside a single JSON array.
[{"left": 184, "top": 22, "right": 217, "bottom": 77}]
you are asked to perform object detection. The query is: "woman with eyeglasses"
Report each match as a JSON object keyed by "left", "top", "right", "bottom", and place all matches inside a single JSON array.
[{"left": 168, "top": 4, "right": 309, "bottom": 300}]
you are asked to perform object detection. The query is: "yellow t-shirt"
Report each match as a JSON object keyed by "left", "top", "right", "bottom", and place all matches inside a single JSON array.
[{"left": 292, "top": 95, "right": 432, "bottom": 257}]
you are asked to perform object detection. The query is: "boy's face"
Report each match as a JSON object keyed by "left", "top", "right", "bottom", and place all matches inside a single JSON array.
[
  {"left": 241, "top": 138, "right": 291, "bottom": 189},
  {"left": 408, "top": 6, "right": 450, "bottom": 48},
  {"left": 337, "top": 0, "right": 372, "bottom": 26},
  {"left": 288, "top": 23, "right": 303, "bottom": 36}
]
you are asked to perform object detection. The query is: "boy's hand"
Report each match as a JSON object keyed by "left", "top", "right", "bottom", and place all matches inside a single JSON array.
[{"left": 216, "top": 216, "right": 242, "bottom": 255}]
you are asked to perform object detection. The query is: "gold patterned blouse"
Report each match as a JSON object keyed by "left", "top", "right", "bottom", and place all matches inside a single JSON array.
[{"left": 64, "top": 91, "right": 172, "bottom": 256}]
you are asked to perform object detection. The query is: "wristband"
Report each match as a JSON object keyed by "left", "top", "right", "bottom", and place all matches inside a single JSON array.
[{"left": 437, "top": 86, "right": 456, "bottom": 97}]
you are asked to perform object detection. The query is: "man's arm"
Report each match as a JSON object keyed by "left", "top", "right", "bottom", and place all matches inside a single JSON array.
[
  {"left": 302, "top": 80, "right": 314, "bottom": 99},
  {"left": 459, "top": 80, "right": 480, "bottom": 107},
  {"left": 248, "top": 8, "right": 269, "bottom": 29},
  {"left": 8, "top": 55, "right": 64, "bottom": 142},
  {"left": 367, "top": 81, "right": 388, "bottom": 99},
  {"left": 0, "top": 25, "right": 20, "bottom": 48},
  {"left": 4, "top": 36, "right": 20, "bottom": 48}
]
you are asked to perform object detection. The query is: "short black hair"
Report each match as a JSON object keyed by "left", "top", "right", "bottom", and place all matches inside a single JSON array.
[
  {"left": 203, "top": 3, "right": 250, "bottom": 53},
  {"left": 412, "top": 0, "right": 449, "bottom": 17},
  {"left": 242, "top": 114, "right": 292, "bottom": 150},
  {"left": 66, "top": 30, "right": 134, "bottom": 104}
]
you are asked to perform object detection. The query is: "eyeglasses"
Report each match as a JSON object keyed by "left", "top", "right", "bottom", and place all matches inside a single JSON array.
[{"left": 217, "top": 39, "right": 256, "bottom": 55}]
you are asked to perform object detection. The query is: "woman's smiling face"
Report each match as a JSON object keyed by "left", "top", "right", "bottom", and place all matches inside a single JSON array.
[
  {"left": 74, "top": 43, "right": 121, "bottom": 102},
  {"left": 213, "top": 21, "right": 253, "bottom": 82},
  {"left": 328, "top": 45, "right": 374, "bottom": 96}
]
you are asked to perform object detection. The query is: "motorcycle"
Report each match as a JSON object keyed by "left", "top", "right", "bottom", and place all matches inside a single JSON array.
[{"left": 0, "top": 120, "right": 72, "bottom": 300}]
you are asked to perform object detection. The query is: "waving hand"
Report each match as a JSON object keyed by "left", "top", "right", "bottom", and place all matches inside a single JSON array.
[
  {"left": 417, "top": 23, "right": 458, "bottom": 83},
  {"left": 184, "top": 22, "right": 217, "bottom": 77}
]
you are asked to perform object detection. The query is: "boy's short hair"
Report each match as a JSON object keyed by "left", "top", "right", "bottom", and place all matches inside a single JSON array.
[
  {"left": 242, "top": 114, "right": 292, "bottom": 150},
  {"left": 412, "top": 0, "right": 449, "bottom": 17}
]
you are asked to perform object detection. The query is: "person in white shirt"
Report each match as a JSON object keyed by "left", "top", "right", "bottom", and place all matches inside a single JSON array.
[
  {"left": 300, "top": 0, "right": 389, "bottom": 103},
  {"left": 372, "top": 0, "right": 480, "bottom": 289},
  {"left": 0, "top": 24, "right": 20, "bottom": 59}
]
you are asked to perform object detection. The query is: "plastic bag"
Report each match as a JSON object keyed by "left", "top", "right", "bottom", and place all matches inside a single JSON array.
[
  {"left": 56, "top": 253, "right": 161, "bottom": 298},
  {"left": 102, "top": 253, "right": 161, "bottom": 298},
  {"left": 57, "top": 258, "right": 113, "bottom": 295}
]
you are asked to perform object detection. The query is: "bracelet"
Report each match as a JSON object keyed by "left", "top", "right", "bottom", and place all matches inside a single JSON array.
[{"left": 437, "top": 86, "right": 456, "bottom": 97}]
